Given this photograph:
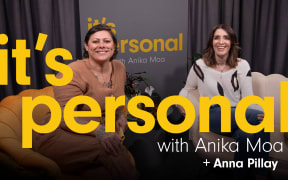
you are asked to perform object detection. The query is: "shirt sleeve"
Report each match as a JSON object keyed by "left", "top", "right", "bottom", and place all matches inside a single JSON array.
[
  {"left": 238, "top": 60, "right": 253, "bottom": 98},
  {"left": 118, "top": 61, "right": 127, "bottom": 96},
  {"left": 238, "top": 60, "right": 263, "bottom": 111},
  {"left": 179, "top": 64, "right": 198, "bottom": 98},
  {"left": 53, "top": 63, "right": 86, "bottom": 107}
]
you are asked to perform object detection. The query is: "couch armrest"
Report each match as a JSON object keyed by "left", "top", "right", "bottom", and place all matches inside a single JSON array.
[
  {"left": 0, "top": 149, "right": 59, "bottom": 179},
  {"left": 186, "top": 89, "right": 200, "bottom": 116},
  {"left": 0, "top": 137, "right": 61, "bottom": 178},
  {"left": 186, "top": 89, "right": 200, "bottom": 141}
]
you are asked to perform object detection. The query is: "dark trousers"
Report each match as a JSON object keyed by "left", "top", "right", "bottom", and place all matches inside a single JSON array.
[{"left": 209, "top": 106, "right": 270, "bottom": 176}]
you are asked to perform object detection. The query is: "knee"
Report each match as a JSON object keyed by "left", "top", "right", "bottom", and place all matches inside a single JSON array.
[
  {"left": 245, "top": 109, "right": 263, "bottom": 125},
  {"left": 233, "top": 129, "right": 255, "bottom": 142}
]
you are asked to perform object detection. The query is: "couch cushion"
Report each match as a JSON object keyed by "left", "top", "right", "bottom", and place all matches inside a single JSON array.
[{"left": 255, "top": 73, "right": 288, "bottom": 162}]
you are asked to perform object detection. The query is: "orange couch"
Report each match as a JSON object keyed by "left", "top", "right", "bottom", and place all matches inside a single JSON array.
[
  {"left": 0, "top": 87, "right": 62, "bottom": 178},
  {"left": 0, "top": 86, "right": 136, "bottom": 179}
]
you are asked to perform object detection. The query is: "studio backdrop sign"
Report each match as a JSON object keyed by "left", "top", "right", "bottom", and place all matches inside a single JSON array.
[{"left": 79, "top": 0, "right": 188, "bottom": 97}]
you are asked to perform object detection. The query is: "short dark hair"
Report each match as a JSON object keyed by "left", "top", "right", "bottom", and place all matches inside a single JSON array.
[
  {"left": 83, "top": 24, "right": 118, "bottom": 61},
  {"left": 202, "top": 24, "right": 240, "bottom": 68}
]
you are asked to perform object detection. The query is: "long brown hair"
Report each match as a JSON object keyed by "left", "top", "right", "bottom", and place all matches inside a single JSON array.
[{"left": 202, "top": 24, "right": 240, "bottom": 68}]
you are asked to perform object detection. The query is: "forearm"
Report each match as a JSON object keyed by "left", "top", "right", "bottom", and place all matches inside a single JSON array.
[
  {"left": 116, "top": 110, "right": 126, "bottom": 122},
  {"left": 59, "top": 111, "right": 102, "bottom": 137},
  {"left": 94, "top": 124, "right": 109, "bottom": 140},
  {"left": 116, "top": 108, "right": 128, "bottom": 132},
  {"left": 58, "top": 107, "right": 125, "bottom": 137}
]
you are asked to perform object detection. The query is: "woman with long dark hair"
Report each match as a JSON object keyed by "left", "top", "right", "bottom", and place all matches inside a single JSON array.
[{"left": 178, "top": 24, "right": 269, "bottom": 179}]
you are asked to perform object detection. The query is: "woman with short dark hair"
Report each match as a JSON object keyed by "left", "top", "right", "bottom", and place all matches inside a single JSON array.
[{"left": 34, "top": 24, "right": 138, "bottom": 180}]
